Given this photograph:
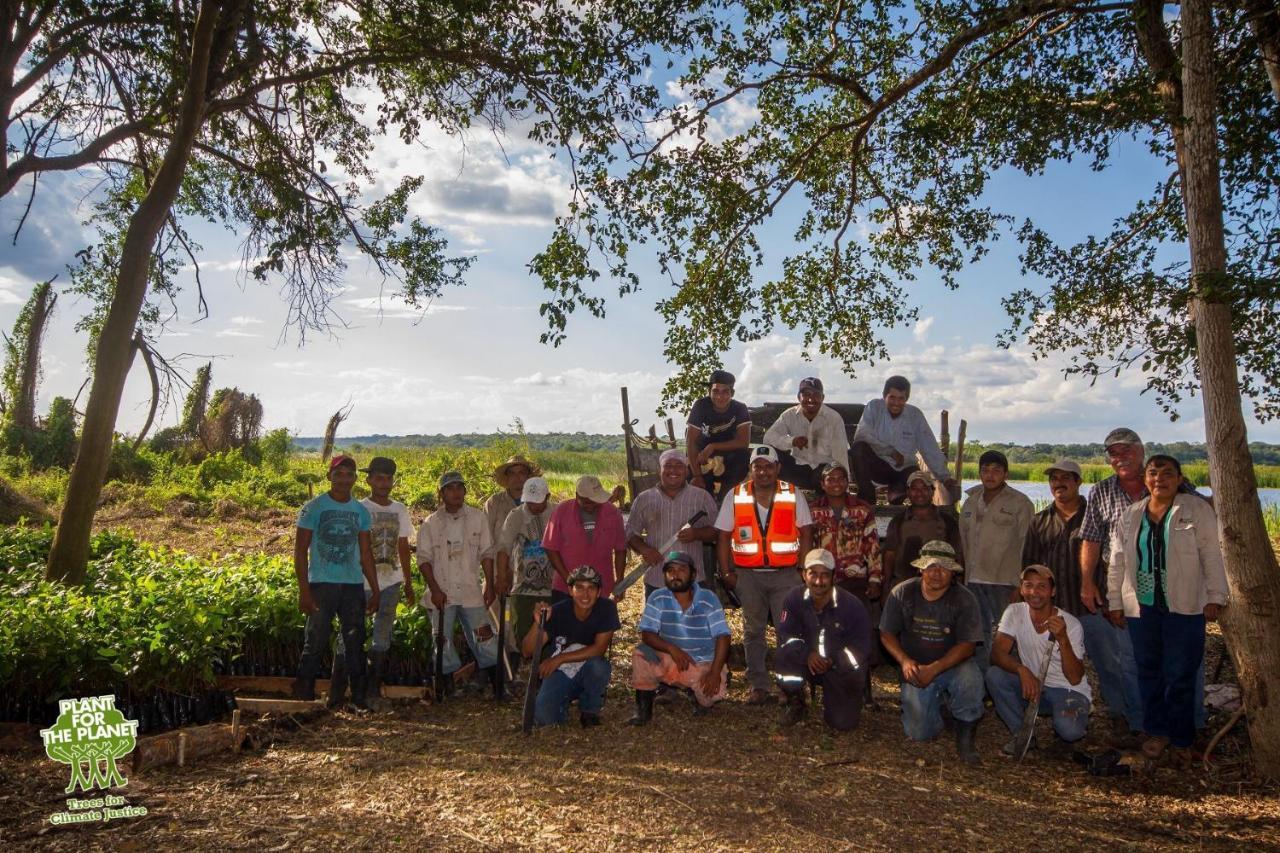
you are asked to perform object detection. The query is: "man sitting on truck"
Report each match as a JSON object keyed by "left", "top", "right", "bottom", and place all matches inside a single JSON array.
[
  {"left": 686, "top": 369, "right": 752, "bottom": 502},
  {"left": 851, "top": 375, "right": 957, "bottom": 504},
  {"left": 762, "top": 376, "right": 850, "bottom": 490}
]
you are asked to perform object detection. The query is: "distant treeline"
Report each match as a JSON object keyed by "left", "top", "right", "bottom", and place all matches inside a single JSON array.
[
  {"left": 293, "top": 432, "right": 627, "bottom": 453},
  {"left": 292, "top": 433, "right": 1280, "bottom": 465}
]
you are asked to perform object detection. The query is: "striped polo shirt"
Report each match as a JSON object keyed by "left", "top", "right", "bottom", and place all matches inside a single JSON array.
[{"left": 637, "top": 584, "right": 731, "bottom": 663}]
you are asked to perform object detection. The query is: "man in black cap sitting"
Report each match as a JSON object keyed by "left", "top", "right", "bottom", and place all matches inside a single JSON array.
[
  {"left": 763, "top": 377, "right": 850, "bottom": 490},
  {"left": 685, "top": 369, "right": 753, "bottom": 501}
]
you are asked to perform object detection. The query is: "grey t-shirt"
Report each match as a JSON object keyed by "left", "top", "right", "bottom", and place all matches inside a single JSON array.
[{"left": 879, "top": 577, "right": 983, "bottom": 665}]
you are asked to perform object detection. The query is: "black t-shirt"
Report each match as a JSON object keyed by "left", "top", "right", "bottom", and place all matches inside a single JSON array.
[
  {"left": 542, "top": 597, "right": 621, "bottom": 657},
  {"left": 879, "top": 577, "right": 983, "bottom": 665},
  {"left": 687, "top": 397, "right": 751, "bottom": 450}
]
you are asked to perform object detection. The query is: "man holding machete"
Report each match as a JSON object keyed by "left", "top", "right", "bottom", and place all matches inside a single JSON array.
[
  {"left": 987, "top": 565, "right": 1091, "bottom": 757},
  {"left": 625, "top": 449, "right": 719, "bottom": 599}
]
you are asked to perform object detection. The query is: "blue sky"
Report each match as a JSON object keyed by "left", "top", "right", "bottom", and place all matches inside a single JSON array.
[{"left": 1, "top": 63, "right": 1276, "bottom": 446}]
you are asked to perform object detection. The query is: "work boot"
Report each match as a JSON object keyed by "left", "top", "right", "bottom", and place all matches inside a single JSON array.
[
  {"left": 327, "top": 655, "right": 349, "bottom": 709},
  {"left": 780, "top": 692, "right": 807, "bottom": 727},
  {"left": 628, "top": 690, "right": 656, "bottom": 726},
  {"left": 488, "top": 665, "right": 508, "bottom": 702},
  {"left": 349, "top": 676, "right": 370, "bottom": 713},
  {"left": 580, "top": 712, "right": 602, "bottom": 728},
  {"left": 367, "top": 651, "right": 387, "bottom": 710},
  {"left": 1002, "top": 734, "right": 1038, "bottom": 757},
  {"left": 956, "top": 719, "right": 981, "bottom": 766}
]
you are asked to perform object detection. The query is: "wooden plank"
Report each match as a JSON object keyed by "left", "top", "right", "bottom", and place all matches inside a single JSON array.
[
  {"left": 233, "top": 697, "right": 326, "bottom": 714},
  {"left": 218, "top": 674, "right": 429, "bottom": 700},
  {"left": 130, "top": 723, "right": 241, "bottom": 773}
]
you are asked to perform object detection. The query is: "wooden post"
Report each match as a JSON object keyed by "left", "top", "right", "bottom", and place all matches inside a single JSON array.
[
  {"left": 177, "top": 732, "right": 188, "bottom": 767},
  {"left": 940, "top": 410, "right": 950, "bottom": 457},
  {"left": 954, "top": 419, "right": 968, "bottom": 496},
  {"left": 665, "top": 417, "right": 676, "bottom": 445},
  {"left": 231, "top": 709, "right": 242, "bottom": 752}
]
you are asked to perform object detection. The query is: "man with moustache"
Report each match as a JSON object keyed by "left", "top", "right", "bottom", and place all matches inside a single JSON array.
[
  {"left": 544, "top": 475, "right": 628, "bottom": 601},
  {"left": 987, "top": 565, "right": 1091, "bottom": 756},
  {"left": 883, "top": 470, "right": 964, "bottom": 590},
  {"left": 763, "top": 377, "right": 851, "bottom": 490},
  {"left": 774, "top": 549, "right": 873, "bottom": 731},
  {"left": 485, "top": 454, "right": 541, "bottom": 543},
  {"left": 852, "top": 375, "right": 957, "bottom": 503},
  {"left": 626, "top": 448, "right": 719, "bottom": 598},
  {"left": 628, "top": 551, "right": 732, "bottom": 725}
]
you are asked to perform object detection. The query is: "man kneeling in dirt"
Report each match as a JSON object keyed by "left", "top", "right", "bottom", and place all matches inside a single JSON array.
[
  {"left": 879, "top": 541, "right": 985, "bottom": 765},
  {"left": 292, "top": 455, "right": 380, "bottom": 707},
  {"left": 523, "top": 566, "right": 620, "bottom": 727},
  {"left": 629, "top": 551, "right": 731, "bottom": 725},
  {"left": 775, "top": 549, "right": 872, "bottom": 731}
]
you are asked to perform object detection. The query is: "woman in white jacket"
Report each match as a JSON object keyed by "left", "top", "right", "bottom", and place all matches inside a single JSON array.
[{"left": 1106, "top": 455, "right": 1228, "bottom": 762}]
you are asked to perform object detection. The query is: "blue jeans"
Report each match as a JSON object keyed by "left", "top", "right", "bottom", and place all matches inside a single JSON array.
[
  {"left": 1079, "top": 611, "right": 1144, "bottom": 731},
  {"left": 297, "top": 582, "right": 366, "bottom": 681},
  {"left": 430, "top": 603, "right": 498, "bottom": 675},
  {"left": 534, "top": 656, "right": 611, "bottom": 726},
  {"left": 969, "top": 583, "right": 1015, "bottom": 674},
  {"left": 985, "top": 666, "right": 1091, "bottom": 742},
  {"left": 335, "top": 583, "right": 402, "bottom": 657},
  {"left": 1127, "top": 606, "right": 1206, "bottom": 748},
  {"left": 900, "top": 659, "right": 985, "bottom": 741}
]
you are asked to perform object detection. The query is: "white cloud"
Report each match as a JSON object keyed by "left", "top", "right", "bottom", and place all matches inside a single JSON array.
[
  {"left": 513, "top": 371, "right": 565, "bottom": 386},
  {"left": 216, "top": 328, "right": 261, "bottom": 339},
  {"left": 341, "top": 294, "right": 469, "bottom": 321},
  {"left": 913, "top": 316, "right": 935, "bottom": 342},
  {"left": 228, "top": 315, "right": 264, "bottom": 326}
]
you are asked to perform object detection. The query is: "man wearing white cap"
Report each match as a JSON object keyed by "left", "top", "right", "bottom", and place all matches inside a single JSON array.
[
  {"left": 544, "top": 474, "right": 627, "bottom": 600},
  {"left": 716, "top": 445, "right": 814, "bottom": 704},
  {"left": 495, "top": 476, "right": 559, "bottom": 669},
  {"left": 775, "top": 548, "right": 873, "bottom": 731},
  {"left": 626, "top": 448, "right": 719, "bottom": 598}
]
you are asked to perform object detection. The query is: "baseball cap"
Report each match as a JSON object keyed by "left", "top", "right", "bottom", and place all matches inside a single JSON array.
[
  {"left": 359, "top": 456, "right": 397, "bottom": 476},
  {"left": 521, "top": 477, "right": 550, "bottom": 503},
  {"left": 575, "top": 475, "right": 612, "bottom": 504},
  {"left": 567, "top": 565, "right": 602, "bottom": 587},
  {"left": 798, "top": 377, "right": 823, "bottom": 394},
  {"left": 907, "top": 470, "right": 934, "bottom": 488},
  {"left": 750, "top": 445, "right": 779, "bottom": 465},
  {"left": 1043, "top": 458, "right": 1082, "bottom": 478},
  {"left": 1022, "top": 564, "right": 1056, "bottom": 582},
  {"left": 663, "top": 550, "right": 696, "bottom": 569},
  {"left": 438, "top": 471, "right": 465, "bottom": 489},
  {"left": 328, "top": 454, "right": 356, "bottom": 472},
  {"left": 910, "top": 540, "right": 963, "bottom": 573},
  {"left": 1104, "top": 427, "right": 1143, "bottom": 449},
  {"left": 804, "top": 548, "right": 836, "bottom": 571}
]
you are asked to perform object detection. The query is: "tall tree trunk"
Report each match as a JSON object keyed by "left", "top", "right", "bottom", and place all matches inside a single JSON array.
[
  {"left": 1246, "top": 0, "right": 1280, "bottom": 102},
  {"left": 12, "top": 279, "right": 55, "bottom": 430},
  {"left": 1182, "top": 0, "right": 1280, "bottom": 778},
  {"left": 45, "top": 2, "right": 221, "bottom": 584}
]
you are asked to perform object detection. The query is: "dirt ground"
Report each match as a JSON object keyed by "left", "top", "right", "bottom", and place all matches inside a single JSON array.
[{"left": 1, "top": 515, "right": 1275, "bottom": 850}]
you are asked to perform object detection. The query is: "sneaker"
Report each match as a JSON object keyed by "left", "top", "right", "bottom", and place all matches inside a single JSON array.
[{"left": 1002, "top": 734, "right": 1038, "bottom": 757}]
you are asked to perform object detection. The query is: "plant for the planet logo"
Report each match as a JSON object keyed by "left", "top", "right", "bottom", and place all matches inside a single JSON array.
[{"left": 40, "top": 695, "right": 139, "bottom": 793}]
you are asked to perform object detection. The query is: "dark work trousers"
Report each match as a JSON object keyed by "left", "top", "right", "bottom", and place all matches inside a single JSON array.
[
  {"left": 297, "top": 582, "right": 367, "bottom": 682},
  {"left": 837, "top": 577, "right": 883, "bottom": 668},
  {"left": 851, "top": 441, "right": 917, "bottom": 503},
  {"left": 775, "top": 637, "right": 866, "bottom": 731},
  {"left": 691, "top": 446, "right": 751, "bottom": 505},
  {"left": 775, "top": 450, "right": 823, "bottom": 490},
  {"left": 1127, "top": 605, "right": 1206, "bottom": 748}
]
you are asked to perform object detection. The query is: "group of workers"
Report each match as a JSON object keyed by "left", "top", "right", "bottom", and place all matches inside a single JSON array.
[{"left": 290, "top": 370, "right": 1230, "bottom": 768}]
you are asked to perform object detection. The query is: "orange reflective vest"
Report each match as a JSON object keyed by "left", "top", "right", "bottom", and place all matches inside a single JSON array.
[{"left": 730, "top": 481, "right": 800, "bottom": 567}]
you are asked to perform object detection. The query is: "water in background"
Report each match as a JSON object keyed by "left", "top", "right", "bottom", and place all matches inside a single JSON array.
[{"left": 964, "top": 480, "right": 1280, "bottom": 510}]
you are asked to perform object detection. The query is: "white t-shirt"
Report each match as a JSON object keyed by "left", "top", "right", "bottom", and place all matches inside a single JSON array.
[
  {"left": 995, "top": 602, "right": 1091, "bottom": 700},
  {"left": 714, "top": 487, "right": 813, "bottom": 531},
  {"left": 360, "top": 497, "right": 413, "bottom": 591}
]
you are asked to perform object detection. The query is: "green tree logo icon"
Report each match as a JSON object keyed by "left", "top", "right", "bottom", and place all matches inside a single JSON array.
[{"left": 40, "top": 696, "right": 138, "bottom": 793}]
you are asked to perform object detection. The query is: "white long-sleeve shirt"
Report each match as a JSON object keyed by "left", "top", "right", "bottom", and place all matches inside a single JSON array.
[
  {"left": 853, "top": 398, "right": 948, "bottom": 478},
  {"left": 762, "top": 404, "right": 850, "bottom": 471}
]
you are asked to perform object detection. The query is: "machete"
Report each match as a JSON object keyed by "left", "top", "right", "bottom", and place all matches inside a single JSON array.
[
  {"left": 433, "top": 603, "right": 448, "bottom": 704},
  {"left": 611, "top": 510, "right": 709, "bottom": 600},
  {"left": 494, "top": 593, "right": 508, "bottom": 702},
  {"left": 1016, "top": 632, "right": 1057, "bottom": 762},
  {"left": 522, "top": 607, "right": 548, "bottom": 735}
]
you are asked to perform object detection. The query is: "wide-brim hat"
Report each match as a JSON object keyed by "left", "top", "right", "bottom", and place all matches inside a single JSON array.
[
  {"left": 910, "top": 540, "right": 963, "bottom": 573},
  {"left": 494, "top": 454, "right": 542, "bottom": 486}
]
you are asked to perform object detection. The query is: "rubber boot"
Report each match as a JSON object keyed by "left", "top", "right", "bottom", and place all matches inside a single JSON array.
[
  {"left": 628, "top": 690, "right": 656, "bottom": 726},
  {"left": 291, "top": 677, "right": 316, "bottom": 702},
  {"left": 350, "top": 675, "right": 370, "bottom": 713},
  {"left": 367, "top": 651, "right": 387, "bottom": 710},
  {"left": 326, "top": 655, "right": 348, "bottom": 709},
  {"left": 490, "top": 664, "right": 508, "bottom": 702},
  {"left": 956, "top": 719, "right": 981, "bottom": 766},
  {"left": 780, "top": 691, "right": 807, "bottom": 727}
]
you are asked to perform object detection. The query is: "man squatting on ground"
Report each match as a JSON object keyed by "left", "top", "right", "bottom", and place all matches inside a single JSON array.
[
  {"left": 879, "top": 540, "right": 985, "bottom": 765},
  {"left": 987, "top": 565, "right": 1091, "bottom": 756},
  {"left": 629, "top": 551, "right": 732, "bottom": 725},
  {"left": 717, "top": 445, "right": 814, "bottom": 705},
  {"left": 775, "top": 549, "right": 873, "bottom": 731},
  {"left": 418, "top": 471, "right": 501, "bottom": 698},
  {"left": 762, "top": 377, "right": 850, "bottom": 490},
  {"left": 329, "top": 456, "right": 416, "bottom": 710},
  {"left": 626, "top": 448, "right": 719, "bottom": 599},
  {"left": 524, "top": 565, "right": 621, "bottom": 727},
  {"left": 291, "top": 455, "right": 380, "bottom": 706},
  {"left": 851, "top": 375, "right": 957, "bottom": 504}
]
